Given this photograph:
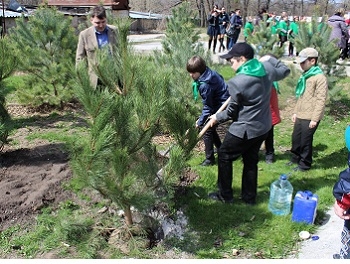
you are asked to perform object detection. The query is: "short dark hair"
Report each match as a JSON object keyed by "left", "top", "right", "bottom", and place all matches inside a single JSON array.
[
  {"left": 91, "top": 6, "right": 106, "bottom": 19},
  {"left": 186, "top": 56, "right": 207, "bottom": 74},
  {"left": 308, "top": 57, "right": 318, "bottom": 64}
]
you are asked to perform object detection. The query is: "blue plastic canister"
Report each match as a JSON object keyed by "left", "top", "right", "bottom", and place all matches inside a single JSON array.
[{"left": 291, "top": 190, "right": 319, "bottom": 224}]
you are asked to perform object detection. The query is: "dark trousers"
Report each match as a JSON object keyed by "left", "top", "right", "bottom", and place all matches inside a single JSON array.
[
  {"left": 291, "top": 118, "right": 319, "bottom": 170},
  {"left": 279, "top": 35, "right": 287, "bottom": 47},
  {"left": 217, "top": 132, "right": 268, "bottom": 203},
  {"left": 288, "top": 41, "right": 294, "bottom": 56},
  {"left": 202, "top": 125, "right": 222, "bottom": 161},
  {"left": 264, "top": 125, "right": 275, "bottom": 156}
]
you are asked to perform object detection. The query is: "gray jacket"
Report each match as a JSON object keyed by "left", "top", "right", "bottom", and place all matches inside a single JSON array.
[
  {"left": 328, "top": 14, "right": 349, "bottom": 49},
  {"left": 216, "top": 56, "right": 290, "bottom": 139}
]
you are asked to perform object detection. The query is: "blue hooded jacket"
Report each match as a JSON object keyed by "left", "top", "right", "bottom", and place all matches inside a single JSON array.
[
  {"left": 197, "top": 67, "right": 229, "bottom": 126},
  {"left": 333, "top": 125, "right": 350, "bottom": 228}
]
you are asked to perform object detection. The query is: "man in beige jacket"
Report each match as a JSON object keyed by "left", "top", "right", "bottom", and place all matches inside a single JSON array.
[{"left": 76, "top": 5, "right": 118, "bottom": 88}]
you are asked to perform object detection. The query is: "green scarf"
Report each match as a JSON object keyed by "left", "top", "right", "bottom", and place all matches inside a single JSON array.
[
  {"left": 295, "top": 66, "right": 323, "bottom": 98},
  {"left": 273, "top": 81, "right": 280, "bottom": 94},
  {"left": 192, "top": 80, "right": 205, "bottom": 101},
  {"left": 236, "top": 58, "right": 266, "bottom": 77}
]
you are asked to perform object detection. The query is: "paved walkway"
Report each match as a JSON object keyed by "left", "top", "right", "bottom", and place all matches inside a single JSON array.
[
  {"left": 128, "top": 33, "right": 350, "bottom": 76},
  {"left": 290, "top": 207, "right": 344, "bottom": 259}
]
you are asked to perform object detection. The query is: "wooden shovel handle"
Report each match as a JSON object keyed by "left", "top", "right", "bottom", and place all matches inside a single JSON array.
[{"left": 198, "top": 96, "right": 231, "bottom": 138}]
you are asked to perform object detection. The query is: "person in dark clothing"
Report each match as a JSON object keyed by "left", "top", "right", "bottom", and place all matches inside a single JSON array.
[
  {"left": 227, "top": 9, "right": 243, "bottom": 50},
  {"left": 186, "top": 55, "right": 230, "bottom": 166},
  {"left": 218, "top": 6, "right": 230, "bottom": 52},
  {"left": 207, "top": 4, "right": 220, "bottom": 54},
  {"left": 206, "top": 43, "right": 290, "bottom": 204},
  {"left": 332, "top": 125, "right": 350, "bottom": 259}
]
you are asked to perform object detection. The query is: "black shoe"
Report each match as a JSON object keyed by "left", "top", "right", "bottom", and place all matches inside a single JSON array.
[
  {"left": 333, "top": 254, "right": 341, "bottom": 259},
  {"left": 292, "top": 166, "right": 308, "bottom": 172},
  {"left": 208, "top": 192, "right": 233, "bottom": 204},
  {"left": 265, "top": 155, "right": 274, "bottom": 164},
  {"left": 201, "top": 159, "right": 215, "bottom": 166},
  {"left": 243, "top": 199, "right": 256, "bottom": 205}
]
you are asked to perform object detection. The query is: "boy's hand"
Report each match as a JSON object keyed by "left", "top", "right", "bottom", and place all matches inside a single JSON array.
[
  {"left": 309, "top": 120, "right": 317, "bottom": 129},
  {"left": 334, "top": 200, "right": 350, "bottom": 220},
  {"left": 208, "top": 115, "right": 217, "bottom": 127}
]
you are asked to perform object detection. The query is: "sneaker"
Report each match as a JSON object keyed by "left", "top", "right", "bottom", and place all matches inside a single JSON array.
[
  {"left": 333, "top": 254, "right": 341, "bottom": 259},
  {"left": 201, "top": 159, "right": 215, "bottom": 166},
  {"left": 208, "top": 192, "right": 233, "bottom": 204}
]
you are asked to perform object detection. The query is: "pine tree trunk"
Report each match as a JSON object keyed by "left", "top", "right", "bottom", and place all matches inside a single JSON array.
[{"left": 124, "top": 205, "right": 133, "bottom": 226}]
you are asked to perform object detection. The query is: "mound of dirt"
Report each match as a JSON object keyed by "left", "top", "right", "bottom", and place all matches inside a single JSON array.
[{"left": 0, "top": 144, "right": 73, "bottom": 231}]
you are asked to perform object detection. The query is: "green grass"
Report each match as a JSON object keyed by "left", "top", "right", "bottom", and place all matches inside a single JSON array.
[{"left": 1, "top": 68, "right": 350, "bottom": 259}]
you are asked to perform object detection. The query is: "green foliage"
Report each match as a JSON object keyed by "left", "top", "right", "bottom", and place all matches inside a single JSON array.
[
  {"left": 153, "top": 1, "right": 211, "bottom": 102},
  {"left": 9, "top": 6, "right": 77, "bottom": 108},
  {"left": 248, "top": 18, "right": 284, "bottom": 58},
  {"left": 0, "top": 36, "right": 17, "bottom": 150},
  {"left": 294, "top": 17, "right": 344, "bottom": 100}
]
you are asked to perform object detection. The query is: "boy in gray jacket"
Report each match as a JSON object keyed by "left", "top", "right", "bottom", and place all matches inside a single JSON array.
[{"left": 206, "top": 42, "right": 290, "bottom": 204}]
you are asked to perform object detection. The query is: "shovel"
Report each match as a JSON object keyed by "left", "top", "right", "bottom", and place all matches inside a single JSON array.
[{"left": 158, "top": 96, "right": 231, "bottom": 158}]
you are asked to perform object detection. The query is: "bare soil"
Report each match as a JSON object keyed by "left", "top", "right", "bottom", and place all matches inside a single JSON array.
[{"left": 0, "top": 104, "right": 82, "bottom": 232}]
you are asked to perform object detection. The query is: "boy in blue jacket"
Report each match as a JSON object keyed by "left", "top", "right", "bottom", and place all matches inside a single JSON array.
[
  {"left": 186, "top": 55, "right": 230, "bottom": 166},
  {"left": 333, "top": 125, "right": 350, "bottom": 259}
]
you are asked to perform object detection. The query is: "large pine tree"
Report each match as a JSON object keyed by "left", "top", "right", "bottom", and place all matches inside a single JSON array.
[{"left": 9, "top": 5, "right": 77, "bottom": 108}]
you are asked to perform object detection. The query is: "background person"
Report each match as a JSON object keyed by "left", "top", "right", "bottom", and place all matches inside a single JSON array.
[
  {"left": 288, "top": 16, "right": 299, "bottom": 57},
  {"left": 218, "top": 6, "right": 229, "bottom": 52},
  {"left": 243, "top": 16, "right": 254, "bottom": 42},
  {"left": 227, "top": 9, "right": 243, "bottom": 50},
  {"left": 328, "top": 8, "right": 350, "bottom": 61},
  {"left": 277, "top": 14, "right": 289, "bottom": 48},
  {"left": 75, "top": 5, "right": 118, "bottom": 89},
  {"left": 207, "top": 4, "right": 220, "bottom": 54}
]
